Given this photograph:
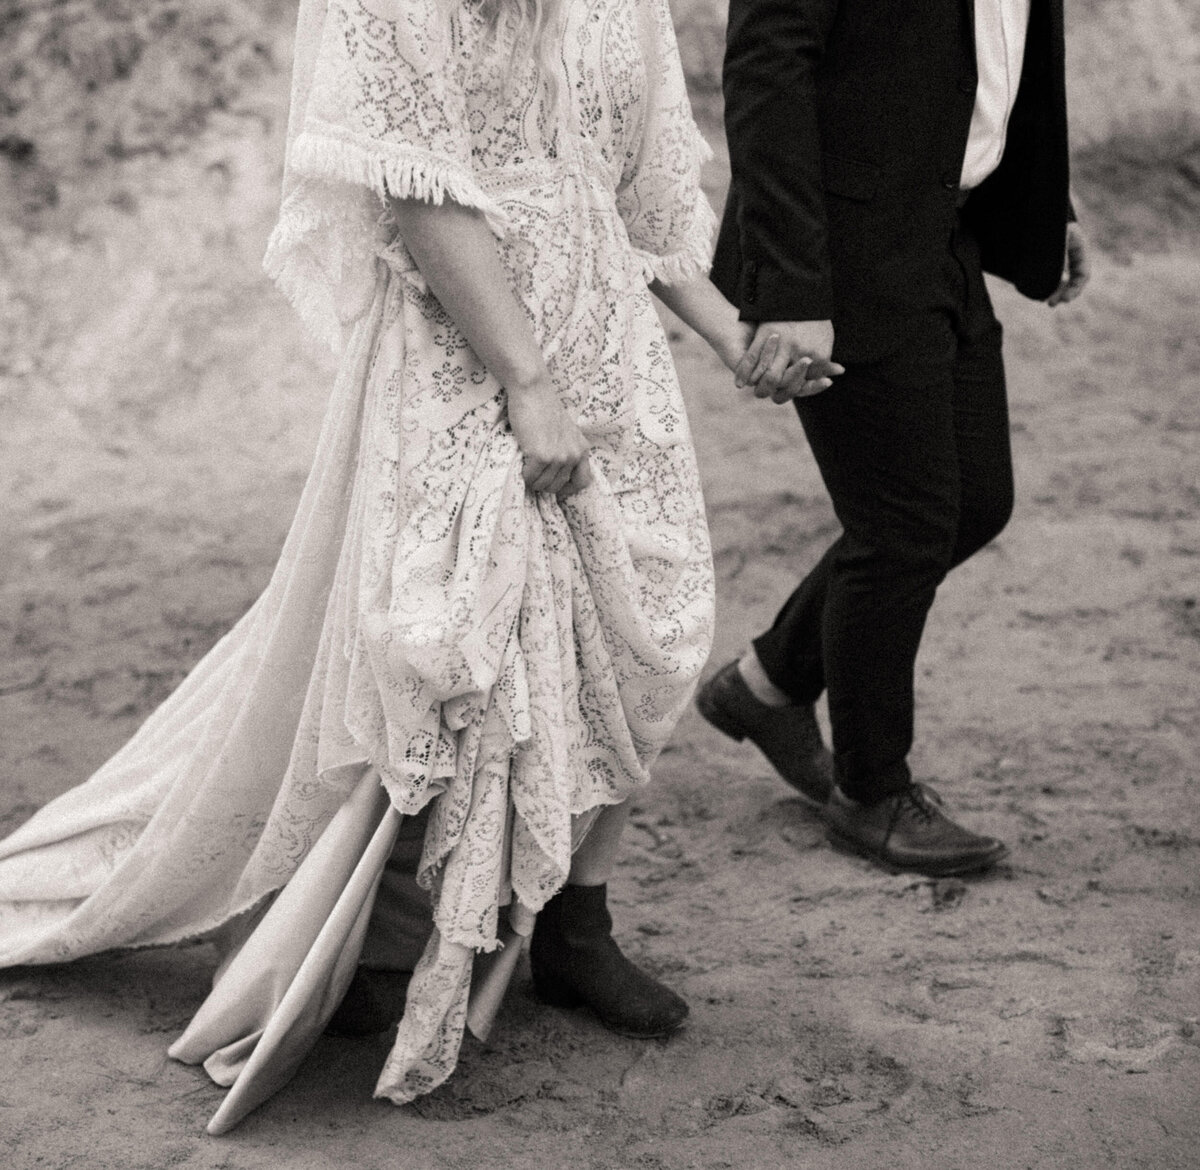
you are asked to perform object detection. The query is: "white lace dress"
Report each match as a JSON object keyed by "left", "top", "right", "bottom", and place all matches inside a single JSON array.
[{"left": 0, "top": 0, "right": 715, "bottom": 1131}]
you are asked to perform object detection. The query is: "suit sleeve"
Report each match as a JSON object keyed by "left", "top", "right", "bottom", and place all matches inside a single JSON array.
[{"left": 722, "top": 0, "right": 840, "bottom": 322}]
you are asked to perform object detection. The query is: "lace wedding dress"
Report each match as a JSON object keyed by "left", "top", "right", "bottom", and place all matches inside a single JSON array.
[{"left": 0, "top": 0, "right": 715, "bottom": 1132}]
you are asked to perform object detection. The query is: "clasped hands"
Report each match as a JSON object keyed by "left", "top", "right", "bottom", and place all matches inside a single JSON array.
[{"left": 720, "top": 318, "right": 843, "bottom": 404}]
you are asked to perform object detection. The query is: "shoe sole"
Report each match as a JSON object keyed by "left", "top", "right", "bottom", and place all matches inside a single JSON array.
[
  {"left": 532, "top": 971, "right": 689, "bottom": 1040},
  {"left": 826, "top": 826, "right": 1009, "bottom": 878},
  {"left": 532, "top": 988, "right": 688, "bottom": 1040}
]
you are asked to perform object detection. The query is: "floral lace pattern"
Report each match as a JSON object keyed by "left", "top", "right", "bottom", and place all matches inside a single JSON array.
[{"left": 0, "top": 0, "right": 716, "bottom": 1113}]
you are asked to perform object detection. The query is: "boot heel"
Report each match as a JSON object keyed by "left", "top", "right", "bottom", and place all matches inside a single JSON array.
[{"left": 694, "top": 689, "right": 746, "bottom": 742}]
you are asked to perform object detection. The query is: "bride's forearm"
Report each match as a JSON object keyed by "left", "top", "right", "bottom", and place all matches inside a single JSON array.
[
  {"left": 391, "top": 196, "right": 592, "bottom": 493},
  {"left": 389, "top": 197, "right": 549, "bottom": 393},
  {"left": 649, "top": 274, "right": 749, "bottom": 371}
]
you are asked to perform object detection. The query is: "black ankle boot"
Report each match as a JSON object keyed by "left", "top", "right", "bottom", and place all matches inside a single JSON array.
[
  {"left": 529, "top": 883, "right": 688, "bottom": 1039},
  {"left": 325, "top": 967, "right": 412, "bottom": 1037}
]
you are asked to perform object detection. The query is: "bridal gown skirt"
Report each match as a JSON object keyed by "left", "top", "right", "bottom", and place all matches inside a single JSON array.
[{"left": 0, "top": 252, "right": 714, "bottom": 1132}]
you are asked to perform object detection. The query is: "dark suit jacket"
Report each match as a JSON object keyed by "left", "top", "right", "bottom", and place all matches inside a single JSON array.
[{"left": 711, "top": 0, "right": 1072, "bottom": 363}]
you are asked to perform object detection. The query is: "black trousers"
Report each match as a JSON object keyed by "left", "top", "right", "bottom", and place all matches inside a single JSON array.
[{"left": 753, "top": 216, "right": 1014, "bottom": 803}]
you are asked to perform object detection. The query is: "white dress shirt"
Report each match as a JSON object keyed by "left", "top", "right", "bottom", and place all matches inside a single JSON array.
[{"left": 960, "top": 0, "right": 1032, "bottom": 189}]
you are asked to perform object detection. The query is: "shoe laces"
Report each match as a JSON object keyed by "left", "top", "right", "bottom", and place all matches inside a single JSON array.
[{"left": 900, "top": 784, "right": 938, "bottom": 825}]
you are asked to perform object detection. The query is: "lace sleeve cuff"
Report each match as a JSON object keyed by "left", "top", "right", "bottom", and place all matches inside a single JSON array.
[
  {"left": 291, "top": 125, "right": 510, "bottom": 237},
  {"left": 633, "top": 189, "right": 719, "bottom": 286}
]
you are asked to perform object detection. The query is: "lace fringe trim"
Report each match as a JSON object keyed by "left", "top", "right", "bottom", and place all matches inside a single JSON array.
[
  {"left": 290, "top": 126, "right": 511, "bottom": 237},
  {"left": 262, "top": 223, "right": 347, "bottom": 353},
  {"left": 262, "top": 128, "right": 513, "bottom": 351}
]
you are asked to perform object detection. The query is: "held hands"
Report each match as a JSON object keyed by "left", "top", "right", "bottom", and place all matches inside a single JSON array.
[
  {"left": 646, "top": 276, "right": 842, "bottom": 407},
  {"left": 507, "top": 377, "right": 593, "bottom": 498},
  {"left": 730, "top": 319, "right": 844, "bottom": 403}
]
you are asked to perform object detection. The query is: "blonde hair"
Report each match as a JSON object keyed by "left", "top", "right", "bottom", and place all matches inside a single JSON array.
[
  {"left": 477, "top": 0, "right": 564, "bottom": 100},
  {"left": 478, "top": 0, "right": 561, "bottom": 49}
]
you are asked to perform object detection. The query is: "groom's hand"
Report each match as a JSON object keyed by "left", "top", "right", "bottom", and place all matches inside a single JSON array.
[
  {"left": 735, "top": 319, "right": 843, "bottom": 403},
  {"left": 1047, "top": 222, "right": 1091, "bottom": 307}
]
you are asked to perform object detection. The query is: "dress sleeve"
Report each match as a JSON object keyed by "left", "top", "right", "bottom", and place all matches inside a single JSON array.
[
  {"left": 265, "top": 0, "right": 506, "bottom": 350},
  {"left": 292, "top": 0, "right": 504, "bottom": 227},
  {"left": 615, "top": 0, "right": 718, "bottom": 285}
]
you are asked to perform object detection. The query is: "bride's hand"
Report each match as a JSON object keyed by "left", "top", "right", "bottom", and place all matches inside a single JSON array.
[
  {"left": 715, "top": 319, "right": 753, "bottom": 374},
  {"left": 507, "top": 379, "right": 593, "bottom": 497},
  {"left": 710, "top": 319, "right": 757, "bottom": 375}
]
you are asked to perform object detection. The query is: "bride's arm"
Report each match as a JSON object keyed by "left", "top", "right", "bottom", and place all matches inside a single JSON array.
[
  {"left": 391, "top": 198, "right": 592, "bottom": 496},
  {"left": 651, "top": 274, "right": 840, "bottom": 397},
  {"left": 649, "top": 274, "right": 754, "bottom": 374}
]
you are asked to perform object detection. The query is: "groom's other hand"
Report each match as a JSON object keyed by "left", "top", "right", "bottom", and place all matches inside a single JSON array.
[
  {"left": 1046, "top": 222, "right": 1091, "bottom": 306},
  {"left": 735, "top": 319, "right": 844, "bottom": 403}
]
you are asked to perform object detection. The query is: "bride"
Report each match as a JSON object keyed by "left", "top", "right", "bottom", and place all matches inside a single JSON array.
[{"left": 0, "top": 0, "right": 826, "bottom": 1133}]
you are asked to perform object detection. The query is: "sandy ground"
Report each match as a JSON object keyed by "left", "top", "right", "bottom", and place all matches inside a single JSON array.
[{"left": 2, "top": 3, "right": 1199, "bottom": 1167}]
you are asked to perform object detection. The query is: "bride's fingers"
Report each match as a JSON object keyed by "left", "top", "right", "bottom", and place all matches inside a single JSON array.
[
  {"left": 772, "top": 357, "right": 811, "bottom": 398},
  {"left": 571, "top": 455, "right": 593, "bottom": 490},
  {"left": 746, "top": 333, "right": 780, "bottom": 390},
  {"left": 772, "top": 357, "right": 812, "bottom": 401},
  {"left": 558, "top": 458, "right": 592, "bottom": 498},
  {"left": 539, "top": 463, "right": 574, "bottom": 494},
  {"left": 523, "top": 457, "right": 548, "bottom": 488},
  {"left": 754, "top": 341, "right": 792, "bottom": 399},
  {"left": 549, "top": 464, "right": 575, "bottom": 494},
  {"left": 734, "top": 330, "right": 769, "bottom": 387},
  {"left": 527, "top": 459, "right": 566, "bottom": 493}
]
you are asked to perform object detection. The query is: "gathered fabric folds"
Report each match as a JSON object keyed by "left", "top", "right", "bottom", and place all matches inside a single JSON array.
[{"left": 0, "top": 0, "right": 716, "bottom": 1130}]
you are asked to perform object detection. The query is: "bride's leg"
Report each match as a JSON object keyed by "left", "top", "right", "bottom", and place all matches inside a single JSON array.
[
  {"left": 531, "top": 799, "right": 688, "bottom": 1038},
  {"left": 568, "top": 800, "right": 631, "bottom": 884}
]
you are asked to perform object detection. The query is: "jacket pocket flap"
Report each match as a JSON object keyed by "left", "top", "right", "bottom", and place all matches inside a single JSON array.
[{"left": 821, "top": 154, "right": 880, "bottom": 202}]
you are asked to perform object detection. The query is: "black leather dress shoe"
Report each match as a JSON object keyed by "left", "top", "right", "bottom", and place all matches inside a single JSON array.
[
  {"left": 695, "top": 659, "right": 833, "bottom": 807},
  {"left": 824, "top": 784, "right": 1008, "bottom": 877}
]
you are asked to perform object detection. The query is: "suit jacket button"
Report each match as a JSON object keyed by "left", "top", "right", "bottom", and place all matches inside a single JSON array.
[
  {"left": 941, "top": 176, "right": 958, "bottom": 190},
  {"left": 958, "top": 77, "right": 975, "bottom": 95}
]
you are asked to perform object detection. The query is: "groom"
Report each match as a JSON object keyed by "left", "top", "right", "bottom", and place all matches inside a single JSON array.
[{"left": 702, "top": 0, "right": 1089, "bottom": 875}]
